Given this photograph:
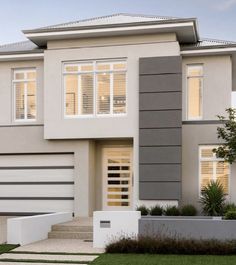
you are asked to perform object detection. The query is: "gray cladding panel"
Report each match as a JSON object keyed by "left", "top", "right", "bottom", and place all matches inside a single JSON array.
[
  {"left": 140, "top": 74, "right": 182, "bottom": 93},
  {"left": 140, "top": 92, "right": 181, "bottom": 111},
  {"left": 139, "top": 182, "right": 181, "bottom": 200},
  {"left": 140, "top": 110, "right": 182, "bottom": 128},
  {"left": 139, "top": 56, "right": 182, "bottom": 75},
  {"left": 140, "top": 128, "right": 181, "bottom": 146},
  {"left": 139, "top": 56, "right": 182, "bottom": 201},
  {"left": 140, "top": 146, "right": 181, "bottom": 164},
  {"left": 139, "top": 164, "right": 181, "bottom": 182}
]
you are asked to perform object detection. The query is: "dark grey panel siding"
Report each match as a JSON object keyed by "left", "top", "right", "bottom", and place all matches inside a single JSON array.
[
  {"left": 139, "top": 182, "right": 181, "bottom": 200},
  {"left": 140, "top": 129, "right": 181, "bottom": 146},
  {"left": 140, "top": 147, "right": 181, "bottom": 164},
  {"left": 140, "top": 56, "right": 182, "bottom": 75},
  {"left": 139, "top": 56, "right": 182, "bottom": 200},
  {"left": 140, "top": 92, "right": 181, "bottom": 110},
  {"left": 140, "top": 110, "right": 182, "bottom": 128},
  {"left": 140, "top": 74, "right": 182, "bottom": 93},
  {"left": 139, "top": 164, "right": 181, "bottom": 182}
]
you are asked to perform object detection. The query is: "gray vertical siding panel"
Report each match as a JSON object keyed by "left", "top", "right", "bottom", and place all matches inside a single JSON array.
[{"left": 139, "top": 56, "right": 182, "bottom": 200}]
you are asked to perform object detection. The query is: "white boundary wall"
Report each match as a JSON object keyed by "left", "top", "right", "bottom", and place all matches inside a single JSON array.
[
  {"left": 7, "top": 212, "right": 72, "bottom": 245},
  {"left": 93, "top": 211, "right": 141, "bottom": 248}
]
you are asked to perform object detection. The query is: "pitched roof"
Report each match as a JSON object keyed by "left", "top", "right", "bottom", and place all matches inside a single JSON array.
[
  {"left": 181, "top": 38, "right": 236, "bottom": 50},
  {"left": 0, "top": 40, "right": 44, "bottom": 55},
  {"left": 33, "top": 13, "right": 179, "bottom": 31}
]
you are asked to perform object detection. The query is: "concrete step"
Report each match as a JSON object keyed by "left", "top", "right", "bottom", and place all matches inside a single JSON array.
[
  {"left": 48, "top": 231, "right": 93, "bottom": 240},
  {"left": 52, "top": 224, "right": 93, "bottom": 232}
]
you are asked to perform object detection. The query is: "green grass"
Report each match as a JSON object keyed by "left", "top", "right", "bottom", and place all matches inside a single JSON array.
[
  {"left": 91, "top": 254, "right": 236, "bottom": 265},
  {"left": 0, "top": 244, "right": 19, "bottom": 254}
]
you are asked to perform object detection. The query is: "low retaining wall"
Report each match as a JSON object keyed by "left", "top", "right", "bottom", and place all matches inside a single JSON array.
[
  {"left": 7, "top": 212, "right": 73, "bottom": 245},
  {"left": 139, "top": 217, "right": 236, "bottom": 240}
]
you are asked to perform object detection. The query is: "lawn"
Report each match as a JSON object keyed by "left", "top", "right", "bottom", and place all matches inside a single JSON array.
[
  {"left": 0, "top": 244, "right": 19, "bottom": 254},
  {"left": 91, "top": 254, "right": 236, "bottom": 265}
]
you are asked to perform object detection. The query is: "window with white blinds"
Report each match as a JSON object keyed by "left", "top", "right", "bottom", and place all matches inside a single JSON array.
[
  {"left": 13, "top": 69, "right": 37, "bottom": 121},
  {"left": 187, "top": 65, "right": 203, "bottom": 120},
  {"left": 64, "top": 60, "right": 127, "bottom": 117},
  {"left": 199, "top": 146, "right": 229, "bottom": 194}
]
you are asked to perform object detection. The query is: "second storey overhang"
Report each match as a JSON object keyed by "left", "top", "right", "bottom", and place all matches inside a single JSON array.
[
  {"left": 181, "top": 39, "right": 236, "bottom": 56},
  {"left": 23, "top": 18, "right": 199, "bottom": 47}
]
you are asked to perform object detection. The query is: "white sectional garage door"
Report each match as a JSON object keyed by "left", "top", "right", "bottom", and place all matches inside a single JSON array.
[{"left": 0, "top": 153, "right": 74, "bottom": 214}]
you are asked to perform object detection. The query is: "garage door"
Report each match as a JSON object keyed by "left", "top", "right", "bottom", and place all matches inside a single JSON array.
[{"left": 0, "top": 153, "right": 74, "bottom": 214}]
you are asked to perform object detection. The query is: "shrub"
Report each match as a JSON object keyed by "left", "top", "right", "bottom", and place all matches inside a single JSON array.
[
  {"left": 200, "top": 180, "right": 226, "bottom": 216},
  {"left": 136, "top": 205, "right": 149, "bottom": 216},
  {"left": 223, "top": 202, "right": 236, "bottom": 214},
  {"left": 225, "top": 210, "right": 236, "bottom": 220},
  {"left": 150, "top": 205, "right": 163, "bottom": 216},
  {"left": 164, "top": 206, "right": 180, "bottom": 216},
  {"left": 106, "top": 235, "right": 236, "bottom": 255},
  {"left": 181, "top": 204, "right": 197, "bottom": 216}
]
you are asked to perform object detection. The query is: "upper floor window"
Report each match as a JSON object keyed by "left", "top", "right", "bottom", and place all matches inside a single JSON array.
[
  {"left": 13, "top": 69, "right": 37, "bottom": 121},
  {"left": 187, "top": 65, "right": 203, "bottom": 120},
  {"left": 199, "top": 146, "right": 229, "bottom": 195},
  {"left": 63, "top": 60, "right": 127, "bottom": 117}
]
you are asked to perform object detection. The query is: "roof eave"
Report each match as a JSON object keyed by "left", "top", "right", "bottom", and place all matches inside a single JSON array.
[
  {"left": 23, "top": 18, "right": 199, "bottom": 46},
  {"left": 181, "top": 46, "right": 236, "bottom": 56}
]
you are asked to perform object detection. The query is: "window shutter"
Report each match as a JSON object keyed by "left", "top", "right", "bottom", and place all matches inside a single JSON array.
[
  {"left": 27, "top": 82, "right": 36, "bottom": 119},
  {"left": 14, "top": 69, "right": 37, "bottom": 121},
  {"left": 97, "top": 73, "right": 111, "bottom": 114},
  {"left": 113, "top": 73, "right": 126, "bottom": 114},
  {"left": 200, "top": 147, "right": 229, "bottom": 194},
  {"left": 80, "top": 74, "right": 93, "bottom": 115},
  {"left": 15, "top": 82, "right": 25, "bottom": 120},
  {"left": 65, "top": 75, "right": 78, "bottom": 115}
]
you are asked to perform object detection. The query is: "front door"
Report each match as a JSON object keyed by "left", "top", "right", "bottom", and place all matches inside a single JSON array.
[{"left": 102, "top": 147, "right": 133, "bottom": 210}]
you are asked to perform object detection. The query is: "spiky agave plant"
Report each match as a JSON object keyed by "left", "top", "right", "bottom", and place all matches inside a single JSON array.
[{"left": 200, "top": 180, "right": 226, "bottom": 216}]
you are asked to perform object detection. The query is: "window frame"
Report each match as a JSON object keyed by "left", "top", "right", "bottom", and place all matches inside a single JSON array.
[
  {"left": 12, "top": 68, "right": 37, "bottom": 122},
  {"left": 186, "top": 64, "right": 203, "bottom": 121},
  {"left": 198, "top": 145, "right": 230, "bottom": 197},
  {"left": 63, "top": 59, "right": 127, "bottom": 118}
]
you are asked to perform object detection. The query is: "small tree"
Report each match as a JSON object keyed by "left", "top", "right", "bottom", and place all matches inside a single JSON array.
[{"left": 213, "top": 108, "right": 236, "bottom": 164}]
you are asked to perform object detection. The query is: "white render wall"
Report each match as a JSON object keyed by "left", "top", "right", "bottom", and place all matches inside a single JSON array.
[
  {"left": 93, "top": 211, "right": 141, "bottom": 248},
  {"left": 182, "top": 55, "right": 232, "bottom": 121},
  {"left": 7, "top": 212, "right": 72, "bottom": 245},
  {"left": 44, "top": 34, "right": 180, "bottom": 140}
]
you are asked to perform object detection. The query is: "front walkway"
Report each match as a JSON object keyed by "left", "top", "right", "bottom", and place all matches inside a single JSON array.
[
  {"left": 0, "top": 238, "right": 104, "bottom": 264},
  {"left": 14, "top": 238, "right": 103, "bottom": 253}
]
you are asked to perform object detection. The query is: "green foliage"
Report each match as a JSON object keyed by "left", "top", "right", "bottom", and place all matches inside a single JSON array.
[
  {"left": 223, "top": 202, "right": 236, "bottom": 214},
  {"left": 150, "top": 205, "right": 163, "bottom": 216},
  {"left": 136, "top": 205, "right": 149, "bottom": 216},
  {"left": 0, "top": 244, "right": 19, "bottom": 254},
  {"left": 180, "top": 205, "right": 197, "bottom": 216},
  {"left": 225, "top": 210, "right": 236, "bottom": 220},
  {"left": 105, "top": 236, "right": 236, "bottom": 255},
  {"left": 200, "top": 180, "right": 226, "bottom": 216},
  {"left": 213, "top": 108, "right": 236, "bottom": 164},
  {"left": 164, "top": 206, "right": 180, "bottom": 216}
]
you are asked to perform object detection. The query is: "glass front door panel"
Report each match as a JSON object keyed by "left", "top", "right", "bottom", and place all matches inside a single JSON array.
[{"left": 103, "top": 148, "right": 132, "bottom": 210}]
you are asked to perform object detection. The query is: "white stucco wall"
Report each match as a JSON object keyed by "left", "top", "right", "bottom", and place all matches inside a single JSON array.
[{"left": 182, "top": 55, "right": 232, "bottom": 120}]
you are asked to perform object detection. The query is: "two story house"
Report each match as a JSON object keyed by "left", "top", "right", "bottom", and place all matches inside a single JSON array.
[{"left": 0, "top": 13, "right": 236, "bottom": 217}]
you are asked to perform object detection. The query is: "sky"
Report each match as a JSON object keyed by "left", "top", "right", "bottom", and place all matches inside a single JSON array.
[{"left": 0, "top": 0, "right": 236, "bottom": 45}]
